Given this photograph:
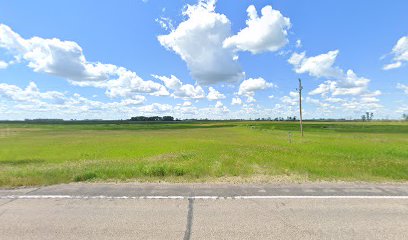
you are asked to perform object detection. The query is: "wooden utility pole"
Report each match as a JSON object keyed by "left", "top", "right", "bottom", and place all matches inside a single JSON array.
[{"left": 298, "top": 78, "right": 304, "bottom": 137}]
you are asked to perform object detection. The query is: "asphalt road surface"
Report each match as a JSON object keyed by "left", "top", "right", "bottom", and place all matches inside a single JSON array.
[{"left": 1, "top": 183, "right": 408, "bottom": 240}]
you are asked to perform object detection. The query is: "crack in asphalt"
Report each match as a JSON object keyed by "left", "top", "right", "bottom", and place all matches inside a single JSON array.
[
  {"left": 183, "top": 198, "right": 194, "bottom": 240},
  {"left": 25, "top": 188, "right": 40, "bottom": 194},
  {"left": 0, "top": 188, "right": 39, "bottom": 209},
  {"left": 0, "top": 199, "right": 16, "bottom": 207}
]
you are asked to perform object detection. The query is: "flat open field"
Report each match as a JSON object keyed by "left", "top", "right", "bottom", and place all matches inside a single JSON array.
[{"left": 0, "top": 121, "right": 407, "bottom": 187}]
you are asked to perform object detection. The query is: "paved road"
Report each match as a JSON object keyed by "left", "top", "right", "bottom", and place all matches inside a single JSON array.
[{"left": 1, "top": 183, "right": 408, "bottom": 239}]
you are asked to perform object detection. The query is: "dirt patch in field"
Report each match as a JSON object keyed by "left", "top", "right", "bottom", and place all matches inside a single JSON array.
[
  {"left": 0, "top": 128, "right": 42, "bottom": 138},
  {"left": 144, "top": 153, "right": 181, "bottom": 162}
]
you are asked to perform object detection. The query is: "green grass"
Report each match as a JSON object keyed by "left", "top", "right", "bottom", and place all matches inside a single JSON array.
[{"left": 0, "top": 121, "right": 407, "bottom": 187}]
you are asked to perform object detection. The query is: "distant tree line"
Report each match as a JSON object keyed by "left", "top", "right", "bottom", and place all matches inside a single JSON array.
[
  {"left": 24, "top": 119, "right": 64, "bottom": 122},
  {"left": 14, "top": 113, "right": 408, "bottom": 122},
  {"left": 129, "top": 116, "right": 175, "bottom": 121}
]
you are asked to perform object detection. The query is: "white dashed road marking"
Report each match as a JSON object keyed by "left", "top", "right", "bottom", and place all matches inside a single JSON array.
[{"left": 1, "top": 195, "right": 408, "bottom": 200}]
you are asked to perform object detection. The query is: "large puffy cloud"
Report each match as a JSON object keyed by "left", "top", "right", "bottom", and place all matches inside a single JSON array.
[
  {"left": 288, "top": 50, "right": 342, "bottom": 78},
  {"left": 383, "top": 36, "right": 408, "bottom": 70},
  {"left": 0, "top": 24, "right": 114, "bottom": 82},
  {"left": 309, "top": 70, "right": 370, "bottom": 97},
  {"left": 289, "top": 50, "right": 376, "bottom": 97},
  {"left": 174, "top": 84, "right": 205, "bottom": 100},
  {"left": 0, "top": 24, "right": 168, "bottom": 98},
  {"left": 288, "top": 50, "right": 364, "bottom": 115},
  {"left": 331, "top": 70, "right": 370, "bottom": 96},
  {"left": 152, "top": 75, "right": 206, "bottom": 100},
  {"left": 103, "top": 69, "right": 169, "bottom": 99},
  {"left": 238, "top": 77, "right": 275, "bottom": 102},
  {"left": 207, "top": 87, "right": 225, "bottom": 100},
  {"left": 288, "top": 49, "right": 382, "bottom": 113},
  {"left": 157, "top": 0, "right": 244, "bottom": 85},
  {"left": 0, "top": 81, "right": 65, "bottom": 103},
  {"left": 0, "top": 24, "right": 27, "bottom": 53},
  {"left": 223, "top": 5, "right": 291, "bottom": 54},
  {"left": 307, "top": 73, "right": 381, "bottom": 112}
]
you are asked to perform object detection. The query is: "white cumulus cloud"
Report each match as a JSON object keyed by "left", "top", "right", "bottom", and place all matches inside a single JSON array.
[
  {"left": 0, "top": 81, "right": 65, "bottom": 103},
  {"left": 383, "top": 36, "right": 408, "bottom": 70},
  {"left": 157, "top": 0, "right": 244, "bottom": 85},
  {"left": 288, "top": 50, "right": 343, "bottom": 78},
  {"left": 238, "top": 78, "right": 275, "bottom": 102},
  {"left": 288, "top": 49, "right": 382, "bottom": 112},
  {"left": 152, "top": 74, "right": 205, "bottom": 100},
  {"left": 0, "top": 24, "right": 168, "bottom": 99},
  {"left": 223, "top": 5, "right": 291, "bottom": 54},
  {"left": 309, "top": 70, "right": 371, "bottom": 97},
  {"left": 207, "top": 87, "right": 226, "bottom": 100},
  {"left": 289, "top": 50, "right": 377, "bottom": 98}
]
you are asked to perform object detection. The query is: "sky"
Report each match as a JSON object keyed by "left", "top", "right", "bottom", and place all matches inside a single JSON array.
[{"left": 0, "top": 0, "right": 407, "bottom": 120}]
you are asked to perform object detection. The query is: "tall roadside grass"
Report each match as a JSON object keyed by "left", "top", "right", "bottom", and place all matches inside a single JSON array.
[{"left": 0, "top": 121, "right": 407, "bottom": 187}]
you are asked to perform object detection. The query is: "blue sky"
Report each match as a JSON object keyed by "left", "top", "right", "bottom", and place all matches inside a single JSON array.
[{"left": 0, "top": 0, "right": 407, "bottom": 120}]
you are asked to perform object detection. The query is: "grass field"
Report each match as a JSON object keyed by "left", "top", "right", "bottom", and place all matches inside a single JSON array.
[{"left": 0, "top": 121, "right": 408, "bottom": 187}]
